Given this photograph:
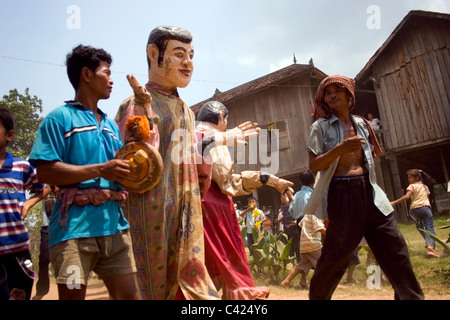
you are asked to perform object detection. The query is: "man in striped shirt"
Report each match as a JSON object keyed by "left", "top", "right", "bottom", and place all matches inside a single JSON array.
[{"left": 0, "top": 107, "right": 48, "bottom": 300}]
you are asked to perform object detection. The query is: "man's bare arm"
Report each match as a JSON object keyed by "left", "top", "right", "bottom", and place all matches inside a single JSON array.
[{"left": 36, "top": 160, "right": 130, "bottom": 186}]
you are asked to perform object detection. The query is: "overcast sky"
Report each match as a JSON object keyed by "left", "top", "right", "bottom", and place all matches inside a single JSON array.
[{"left": 1, "top": 0, "right": 449, "bottom": 118}]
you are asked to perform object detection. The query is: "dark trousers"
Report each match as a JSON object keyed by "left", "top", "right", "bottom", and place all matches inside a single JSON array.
[
  {"left": 289, "top": 233, "right": 300, "bottom": 264},
  {"left": 246, "top": 233, "right": 254, "bottom": 256},
  {"left": 0, "top": 250, "right": 34, "bottom": 300},
  {"left": 34, "top": 226, "right": 50, "bottom": 297},
  {"left": 309, "top": 175, "right": 424, "bottom": 300}
]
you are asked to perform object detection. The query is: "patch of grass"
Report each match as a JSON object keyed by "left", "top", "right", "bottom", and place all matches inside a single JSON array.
[
  {"left": 252, "top": 214, "right": 450, "bottom": 299},
  {"left": 399, "top": 215, "right": 450, "bottom": 295}
]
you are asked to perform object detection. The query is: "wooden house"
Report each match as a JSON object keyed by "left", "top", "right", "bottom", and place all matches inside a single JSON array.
[
  {"left": 355, "top": 10, "right": 450, "bottom": 220},
  {"left": 191, "top": 10, "right": 450, "bottom": 221},
  {"left": 191, "top": 63, "right": 327, "bottom": 214}
]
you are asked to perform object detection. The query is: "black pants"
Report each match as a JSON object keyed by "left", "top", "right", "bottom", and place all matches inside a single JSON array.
[
  {"left": 34, "top": 226, "right": 50, "bottom": 297},
  {"left": 309, "top": 174, "right": 424, "bottom": 300},
  {"left": 246, "top": 233, "right": 254, "bottom": 256},
  {"left": 0, "top": 250, "right": 34, "bottom": 300}
]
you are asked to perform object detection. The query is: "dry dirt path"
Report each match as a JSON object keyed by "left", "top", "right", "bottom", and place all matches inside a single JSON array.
[{"left": 33, "top": 280, "right": 449, "bottom": 300}]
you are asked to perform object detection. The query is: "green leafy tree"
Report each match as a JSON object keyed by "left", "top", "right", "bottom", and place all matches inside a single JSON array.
[{"left": 0, "top": 88, "right": 43, "bottom": 158}]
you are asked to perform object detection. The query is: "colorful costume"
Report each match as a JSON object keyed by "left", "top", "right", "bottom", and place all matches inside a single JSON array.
[
  {"left": 115, "top": 83, "right": 219, "bottom": 300},
  {"left": 198, "top": 128, "right": 270, "bottom": 299}
]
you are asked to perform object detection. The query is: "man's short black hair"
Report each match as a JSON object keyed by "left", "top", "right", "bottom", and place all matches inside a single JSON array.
[{"left": 66, "top": 44, "right": 112, "bottom": 90}]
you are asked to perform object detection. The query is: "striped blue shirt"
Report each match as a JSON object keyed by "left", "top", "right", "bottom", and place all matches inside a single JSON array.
[
  {"left": 29, "top": 101, "right": 129, "bottom": 247},
  {"left": 0, "top": 152, "right": 44, "bottom": 255}
]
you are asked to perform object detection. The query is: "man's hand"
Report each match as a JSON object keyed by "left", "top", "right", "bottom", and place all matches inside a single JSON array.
[
  {"left": 339, "top": 136, "right": 366, "bottom": 153},
  {"left": 100, "top": 159, "right": 131, "bottom": 183}
]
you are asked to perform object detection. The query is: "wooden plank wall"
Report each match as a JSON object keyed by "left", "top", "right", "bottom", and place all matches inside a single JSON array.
[
  {"left": 373, "top": 17, "right": 450, "bottom": 151},
  {"left": 224, "top": 73, "right": 315, "bottom": 178}
]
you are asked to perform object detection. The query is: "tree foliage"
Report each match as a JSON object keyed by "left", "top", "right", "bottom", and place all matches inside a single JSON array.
[{"left": 0, "top": 88, "right": 43, "bottom": 158}]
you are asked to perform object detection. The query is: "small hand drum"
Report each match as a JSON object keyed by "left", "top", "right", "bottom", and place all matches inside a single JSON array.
[{"left": 115, "top": 141, "right": 163, "bottom": 194}]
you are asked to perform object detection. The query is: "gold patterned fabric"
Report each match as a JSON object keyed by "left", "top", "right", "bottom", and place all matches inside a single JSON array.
[{"left": 115, "top": 83, "right": 219, "bottom": 300}]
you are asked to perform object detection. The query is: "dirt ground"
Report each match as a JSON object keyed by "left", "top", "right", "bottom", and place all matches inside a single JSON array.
[{"left": 32, "top": 279, "right": 449, "bottom": 300}]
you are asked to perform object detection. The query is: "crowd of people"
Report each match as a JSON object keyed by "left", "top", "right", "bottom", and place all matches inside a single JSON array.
[{"left": 1, "top": 25, "right": 447, "bottom": 301}]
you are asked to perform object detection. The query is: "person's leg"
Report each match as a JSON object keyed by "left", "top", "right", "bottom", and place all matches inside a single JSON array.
[
  {"left": 346, "top": 265, "right": 356, "bottom": 283},
  {"left": 50, "top": 239, "right": 94, "bottom": 300},
  {"left": 309, "top": 178, "right": 366, "bottom": 300},
  {"left": 103, "top": 273, "right": 139, "bottom": 300},
  {"left": 57, "top": 283, "right": 87, "bottom": 300},
  {"left": 33, "top": 226, "right": 50, "bottom": 299},
  {"left": 299, "top": 270, "right": 308, "bottom": 288},
  {"left": 421, "top": 207, "right": 437, "bottom": 251},
  {"left": 0, "top": 260, "right": 9, "bottom": 300},
  {"left": 309, "top": 231, "right": 358, "bottom": 299},
  {"left": 7, "top": 250, "right": 35, "bottom": 300},
  {"left": 281, "top": 267, "right": 301, "bottom": 287},
  {"left": 247, "top": 233, "right": 254, "bottom": 256},
  {"left": 345, "top": 251, "right": 360, "bottom": 283},
  {"left": 292, "top": 233, "right": 301, "bottom": 264},
  {"left": 94, "top": 230, "right": 139, "bottom": 300},
  {"left": 365, "top": 209, "right": 424, "bottom": 300},
  {"left": 410, "top": 207, "right": 438, "bottom": 256},
  {"left": 409, "top": 208, "right": 428, "bottom": 242}
]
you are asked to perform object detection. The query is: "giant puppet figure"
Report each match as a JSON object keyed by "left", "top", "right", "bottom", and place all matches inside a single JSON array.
[
  {"left": 115, "top": 26, "right": 219, "bottom": 300},
  {"left": 196, "top": 101, "right": 295, "bottom": 299}
]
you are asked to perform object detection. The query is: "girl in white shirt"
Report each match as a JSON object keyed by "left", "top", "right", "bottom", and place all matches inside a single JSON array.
[{"left": 391, "top": 169, "right": 439, "bottom": 257}]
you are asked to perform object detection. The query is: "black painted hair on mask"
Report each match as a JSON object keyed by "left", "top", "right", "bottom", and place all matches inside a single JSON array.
[
  {"left": 146, "top": 26, "right": 192, "bottom": 69},
  {"left": 197, "top": 101, "right": 229, "bottom": 125}
]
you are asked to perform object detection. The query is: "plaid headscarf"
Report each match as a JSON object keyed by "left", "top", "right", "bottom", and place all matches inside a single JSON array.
[
  {"left": 314, "top": 75, "right": 383, "bottom": 158},
  {"left": 314, "top": 75, "right": 356, "bottom": 121}
]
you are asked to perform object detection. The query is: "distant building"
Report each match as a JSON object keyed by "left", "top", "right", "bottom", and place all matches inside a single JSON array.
[
  {"left": 191, "top": 10, "right": 450, "bottom": 219},
  {"left": 355, "top": 10, "right": 450, "bottom": 219},
  {"left": 191, "top": 64, "right": 327, "bottom": 211}
]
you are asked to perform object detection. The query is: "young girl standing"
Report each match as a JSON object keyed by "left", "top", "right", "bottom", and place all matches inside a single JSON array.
[{"left": 391, "top": 169, "right": 439, "bottom": 258}]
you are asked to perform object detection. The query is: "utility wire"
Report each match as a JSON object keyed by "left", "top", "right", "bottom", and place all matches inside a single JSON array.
[
  {"left": 1, "top": 55, "right": 319, "bottom": 89},
  {"left": 0, "top": 55, "right": 240, "bottom": 85}
]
